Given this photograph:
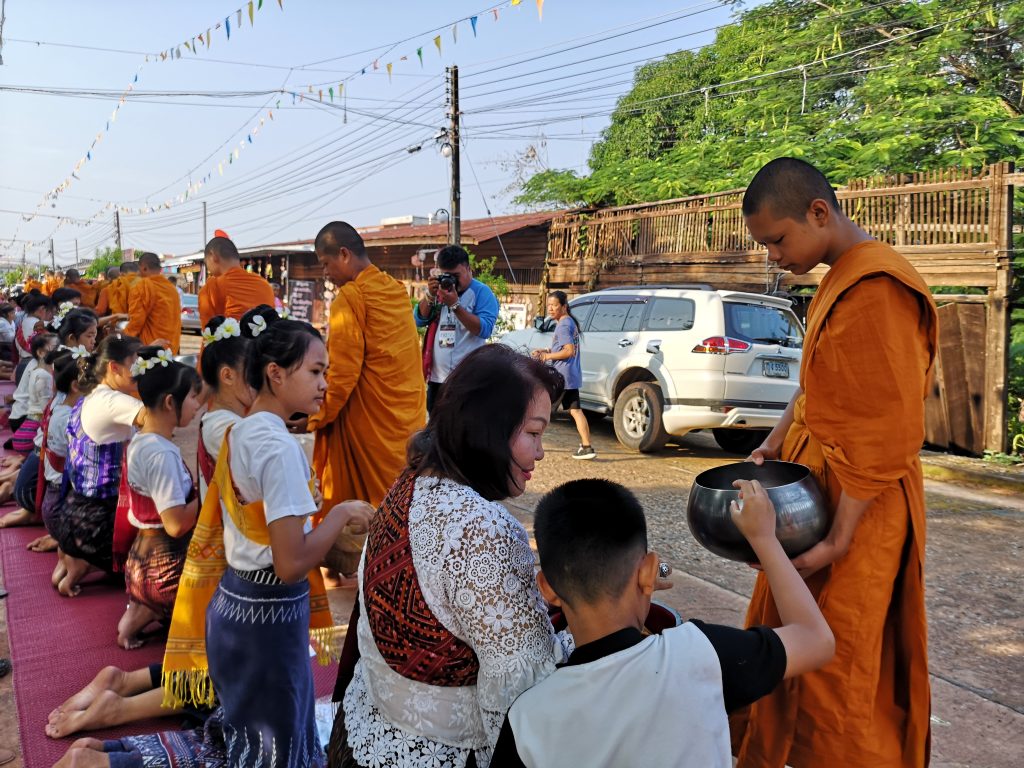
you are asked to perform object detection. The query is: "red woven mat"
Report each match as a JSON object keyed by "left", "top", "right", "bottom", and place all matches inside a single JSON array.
[{"left": 0, "top": 526, "right": 338, "bottom": 768}]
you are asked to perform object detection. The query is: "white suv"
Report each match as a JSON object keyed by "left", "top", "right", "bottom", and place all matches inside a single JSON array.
[{"left": 499, "top": 285, "right": 804, "bottom": 454}]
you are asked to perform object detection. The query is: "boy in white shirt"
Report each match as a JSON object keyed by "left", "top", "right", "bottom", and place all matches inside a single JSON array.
[{"left": 491, "top": 479, "right": 835, "bottom": 768}]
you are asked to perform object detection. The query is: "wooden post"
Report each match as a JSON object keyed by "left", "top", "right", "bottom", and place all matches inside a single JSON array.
[{"left": 983, "top": 162, "right": 1014, "bottom": 453}]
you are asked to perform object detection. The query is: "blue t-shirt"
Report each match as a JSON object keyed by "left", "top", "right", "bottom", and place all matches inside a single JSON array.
[{"left": 551, "top": 316, "right": 582, "bottom": 390}]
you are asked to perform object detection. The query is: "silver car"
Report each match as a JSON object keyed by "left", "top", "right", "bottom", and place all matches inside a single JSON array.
[{"left": 181, "top": 293, "right": 201, "bottom": 334}]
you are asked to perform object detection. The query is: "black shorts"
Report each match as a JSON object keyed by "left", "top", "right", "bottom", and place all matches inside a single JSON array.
[{"left": 560, "top": 389, "right": 581, "bottom": 411}]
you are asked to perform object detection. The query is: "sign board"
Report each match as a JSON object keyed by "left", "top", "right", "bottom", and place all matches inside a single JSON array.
[
  {"left": 499, "top": 302, "right": 529, "bottom": 332},
  {"left": 288, "top": 279, "right": 316, "bottom": 324}
]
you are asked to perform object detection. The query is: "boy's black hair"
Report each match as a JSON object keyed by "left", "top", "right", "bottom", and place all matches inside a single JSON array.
[
  {"left": 241, "top": 304, "right": 322, "bottom": 392},
  {"left": 51, "top": 287, "right": 82, "bottom": 305},
  {"left": 133, "top": 345, "right": 202, "bottom": 420},
  {"left": 534, "top": 479, "right": 648, "bottom": 606},
  {"left": 200, "top": 315, "right": 251, "bottom": 389},
  {"left": 47, "top": 349, "right": 81, "bottom": 394},
  {"left": 436, "top": 244, "right": 470, "bottom": 270},
  {"left": 742, "top": 157, "right": 840, "bottom": 221}
]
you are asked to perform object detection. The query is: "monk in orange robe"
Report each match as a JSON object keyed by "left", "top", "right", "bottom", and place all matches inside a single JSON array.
[
  {"left": 733, "top": 158, "right": 934, "bottom": 767},
  {"left": 42, "top": 269, "right": 62, "bottom": 296},
  {"left": 304, "top": 221, "right": 426, "bottom": 522},
  {"left": 199, "top": 236, "right": 274, "bottom": 327},
  {"left": 23, "top": 276, "right": 43, "bottom": 294},
  {"left": 62, "top": 269, "right": 100, "bottom": 308},
  {"left": 124, "top": 252, "right": 182, "bottom": 353},
  {"left": 106, "top": 262, "right": 140, "bottom": 315},
  {"left": 93, "top": 266, "right": 121, "bottom": 315}
]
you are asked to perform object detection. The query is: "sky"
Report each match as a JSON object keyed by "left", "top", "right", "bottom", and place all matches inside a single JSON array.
[{"left": 0, "top": 0, "right": 761, "bottom": 267}]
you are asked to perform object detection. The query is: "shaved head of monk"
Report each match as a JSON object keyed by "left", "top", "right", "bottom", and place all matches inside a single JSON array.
[
  {"left": 106, "top": 266, "right": 121, "bottom": 280},
  {"left": 64, "top": 269, "right": 82, "bottom": 283},
  {"left": 120, "top": 261, "right": 140, "bottom": 274},
  {"left": 314, "top": 221, "right": 370, "bottom": 286},
  {"left": 137, "top": 251, "right": 163, "bottom": 276},
  {"left": 743, "top": 157, "right": 866, "bottom": 276},
  {"left": 204, "top": 236, "right": 240, "bottom": 277}
]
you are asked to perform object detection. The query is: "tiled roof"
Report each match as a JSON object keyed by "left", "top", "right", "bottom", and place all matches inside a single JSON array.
[{"left": 358, "top": 210, "right": 566, "bottom": 246}]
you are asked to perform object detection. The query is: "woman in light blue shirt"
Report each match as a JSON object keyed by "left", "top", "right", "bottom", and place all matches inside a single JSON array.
[{"left": 532, "top": 291, "right": 595, "bottom": 460}]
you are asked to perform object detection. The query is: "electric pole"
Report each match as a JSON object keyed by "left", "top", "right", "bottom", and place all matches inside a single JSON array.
[
  {"left": 75, "top": 239, "right": 79, "bottom": 267},
  {"left": 115, "top": 210, "right": 122, "bottom": 250},
  {"left": 49, "top": 238, "right": 55, "bottom": 270},
  {"left": 446, "top": 65, "right": 461, "bottom": 247},
  {"left": 202, "top": 201, "right": 208, "bottom": 248}
]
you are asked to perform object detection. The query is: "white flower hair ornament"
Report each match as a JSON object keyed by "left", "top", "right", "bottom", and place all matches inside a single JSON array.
[
  {"left": 69, "top": 345, "right": 90, "bottom": 360},
  {"left": 155, "top": 348, "right": 174, "bottom": 367},
  {"left": 202, "top": 317, "right": 241, "bottom": 345},
  {"left": 202, "top": 327, "right": 217, "bottom": 345},
  {"left": 278, "top": 307, "right": 291, "bottom": 320},
  {"left": 130, "top": 357, "right": 156, "bottom": 377},
  {"left": 247, "top": 314, "right": 268, "bottom": 337},
  {"left": 52, "top": 301, "right": 76, "bottom": 330}
]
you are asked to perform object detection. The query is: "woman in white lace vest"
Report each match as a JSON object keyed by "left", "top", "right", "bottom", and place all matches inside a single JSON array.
[{"left": 330, "top": 344, "right": 573, "bottom": 768}]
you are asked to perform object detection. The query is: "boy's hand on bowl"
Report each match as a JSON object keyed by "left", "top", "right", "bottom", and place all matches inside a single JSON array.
[{"left": 729, "top": 479, "right": 777, "bottom": 547}]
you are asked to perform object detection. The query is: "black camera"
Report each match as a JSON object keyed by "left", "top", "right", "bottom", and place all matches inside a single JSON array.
[{"left": 437, "top": 272, "right": 458, "bottom": 292}]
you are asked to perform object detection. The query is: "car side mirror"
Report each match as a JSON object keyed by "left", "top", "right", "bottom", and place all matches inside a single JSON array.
[{"left": 534, "top": 316, "right": 555, "bottom": 332}]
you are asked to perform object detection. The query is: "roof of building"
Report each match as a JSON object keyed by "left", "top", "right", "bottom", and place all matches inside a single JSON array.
[{"left": 357, "top": 210, "right": 566, "bottom": 247}]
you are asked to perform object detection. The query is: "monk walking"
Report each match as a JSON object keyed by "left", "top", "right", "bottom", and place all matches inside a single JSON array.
[
  {"left": 304, "top": 220, "right": 425, "bottom": 522},
  {"left": 198, "top": 236, "right": 275, "bottom": 327},
  {"left": 62, "top": 269, "right": 100, "bottom": 309},
  {"left": 107, "top": 262, "right": 140, "bottom": 315},
  {"left": 733, "top": 157, "right": 934, "bottom": 767},
  {"left": 94, "top": 266, "right": 121, "bottom": 316},
  {"left": 124, "top": 252, "right": 181, "bottom": 353},
  {"left": 42, "top": 269, "right": 62, "bottom": 296}
]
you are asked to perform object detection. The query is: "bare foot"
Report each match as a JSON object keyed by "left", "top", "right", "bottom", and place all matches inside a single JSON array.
[
  {"left": 51, "top": 561, "right": 68, "bottom": 589},
  {"left": 58, "top": 556, "right": 92, "bottom": 598},
  {"left": 46, "top": 689, "right": 124, "bottom": 739},
  {"left": 27, "top": 534, "right": 57, "bottom": 552},
  {"left": 117, "top": 602, "right": 159, "bottom": 650},
  {"left": 51, "top": 738, "right": 110, "bottom": 768},
  {"left": 0, "top": 507, "right": 40, "bottom": 528},
  {"left": 48, "top": 667, "right": 125, "bottom": 725},
  {"left": 321, "top": 565, "right": 357, "bottom": 590}
]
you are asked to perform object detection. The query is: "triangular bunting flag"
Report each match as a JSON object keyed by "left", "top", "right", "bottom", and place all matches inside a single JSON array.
[
  {"left": 470, "top": 16, "right": 478, "bottom": 35},
  {"left": 329, "top": 87, "right": 334, "bottom": 101},
  {"left": 269, "top": 109, "right": 274, "bottom": 119},
  {"left": 185, "top": 40, "right": 193, "bottom": 52},
  {"left": 278, "top": 0, "right": 283, "bottom": 8},
  {"left": 248, "top": 1, "right": 255, "bottom": 25},
  {"left": 512, "top": 0, "right": 521, "bottom": 6},
  {"left": 258, "top": 0, "right": 263, "bottom": 8},
  {"left": 373, "top": 59, "right": 379, "bottom": 70},
  {"left": 434, "top": 35, "right": 442, "bottom": 55},
  {"left": 537, "top": 0, "right": 544, "bottom": 20},
  {"left": 225, "top": 17, "right": 231, "bottom": 38},
  {"left": 386, "top": 62, "right": 392, "bottom": 82},
  {"left": 237, "top": 9, "right": 242, "bottom": 28},
  {"left": 318, "top": 89, "right": 323, "bottom": 102},
  {"left": 206, "top": 28, "right": 212, "bottom": 47},
  {"left": 417, "top": 47, "right": 423, "bottom": 66},
  {"left": 452, "top": 23, "right": 457, "bottom": 43}
]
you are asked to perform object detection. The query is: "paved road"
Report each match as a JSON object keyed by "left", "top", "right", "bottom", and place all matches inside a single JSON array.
[{"left": 505, "top": 415, "right": 1023, "bottom": 768}]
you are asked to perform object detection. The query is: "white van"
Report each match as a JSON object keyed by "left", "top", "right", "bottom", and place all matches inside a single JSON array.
[{"left": 499, "top": 285, "right": 804, "bottom": 454}]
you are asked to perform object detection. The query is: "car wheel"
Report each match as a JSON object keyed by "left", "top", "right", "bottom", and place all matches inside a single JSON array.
[
  {"left": 712, "top": 428, "right": 770, "bottom": 456},
  {"left": 613, "top": 382, "right": 669, "bottom": 453}
]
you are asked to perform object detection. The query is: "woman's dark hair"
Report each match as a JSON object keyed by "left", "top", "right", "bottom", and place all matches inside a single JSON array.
[
  {"left": 241, "top": 305, "right": 322, "bottom": 392},
  {"left": 53, "top": 309, "right": 98, "bottom": 345},
  {"left": 0, "top": 304, "right": 14, "bottom": 320},
  {"left": 413, "top": 344, "right": 564, "bottom": 501},
  {"left": 47, "top": 349, "right": 81, "bottom": 394},
  {"left": 31, "top": 332, "right": 57, "bottom": 360},
  {"left": 133, "top": 346, "right": 202, "bottom": 419},
  {"left": 548, "top": 290, "right": 583, "bottom": 340},
  {"left": 51, "top": 287, "right": 82, "bottom": 306},
  {"left": 24, "top": 295, "right": 53, "bottom": 316},
  {"left": 200, "top": 315, "right": 251, "bottom": 389},
  {"left": 78, "top": 334, "right": 141, "bottom": 394}
]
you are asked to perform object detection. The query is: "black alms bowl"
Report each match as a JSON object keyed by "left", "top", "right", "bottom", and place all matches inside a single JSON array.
[{"left": 686, "top": 461, "right": 828, "bottom": 563}]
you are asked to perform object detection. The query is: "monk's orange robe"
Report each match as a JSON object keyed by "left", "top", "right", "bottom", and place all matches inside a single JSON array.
[
  {"left": 67, "top": 280, "right": 100, "bottom": 308},
  {"left": 107, "top": 274, "right": 140, "bottom": 315},
  {"left": 309, "top": 264, "right": 426, "bottom": 516},
  {"left": 23, "top": 279, "right": 43, "bottom": 293},
  {"left": 42, "top": 277, "right": 62, "bottom": 296},
  {"left": 198, "top": 266, "right": 275, "bottom": 327},
  {"left": 732, "top": 241, "right": 935, "bottom": 767},
  {"left": 124, "top": 273, "right": 182, "bottom": 353}
]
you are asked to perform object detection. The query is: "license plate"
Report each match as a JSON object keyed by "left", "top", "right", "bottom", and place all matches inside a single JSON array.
[{"left": 762, "top": 360, "right": 790, "bottom": 379}]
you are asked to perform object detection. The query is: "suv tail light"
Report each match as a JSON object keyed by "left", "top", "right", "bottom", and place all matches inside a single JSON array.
[{"left": 692, "top": 336, "right": 752, "bottom": 355}]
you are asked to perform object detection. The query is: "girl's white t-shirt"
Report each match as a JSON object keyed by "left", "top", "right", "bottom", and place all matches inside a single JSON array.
[
  {"left": 17, "top": 315, "right": 40, "bottom": 358},
  {"left": 126, "top": 432, "right": 192, "bottom": 527},
  {"left": 0, "top": 318, "right": 15, "bottom": 344},
  {"left": 222, "top": 411, "right": 318, "bottom": 571},
  {"left": 25, "top": 367, "right": 54, "bottom": 418},
  {"left": 80, "top": 384, "right": 143, "bottom": 445},
  {"left": 198, "top": 408, "right": 243, "bottom": 502},
  {"left": 42, "top": 402, "right": 72, "bottom": 484},
  {"left": 9, "top": 359, "right": 39, "bottom": 420}
]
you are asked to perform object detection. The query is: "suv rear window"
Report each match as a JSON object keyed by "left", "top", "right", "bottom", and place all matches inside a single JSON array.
[
  {"left": 724, "top": 302, "right": 804, "bottom": 348},
  {"left": 645, "top": 298, "right": 695, "bottom": 331}
]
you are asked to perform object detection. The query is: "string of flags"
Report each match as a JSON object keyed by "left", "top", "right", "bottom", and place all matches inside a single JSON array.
[{"left": 155, "top": 0, "right": 285, "bottom": 63}]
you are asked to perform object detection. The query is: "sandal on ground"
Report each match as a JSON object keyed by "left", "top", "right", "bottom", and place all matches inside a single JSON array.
[{"left": 0, "top": 748, "right": 15, "bottom": 766}]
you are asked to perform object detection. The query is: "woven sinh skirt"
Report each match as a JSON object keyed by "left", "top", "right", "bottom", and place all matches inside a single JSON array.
[
  {"left": 53, "top": 489, "right": 117, "bottom": 573},
  {"left": 207, "top": 567, "right": 325, "bottom": 768},
  {"left": 40, "top": 480, "right": 64, "bottom": 538},
  {"left": 125, "top": 528, "right": 191, "bottom": 620},
  {"left": 98, "top": 707, "right": 227, "bottom": 768}
]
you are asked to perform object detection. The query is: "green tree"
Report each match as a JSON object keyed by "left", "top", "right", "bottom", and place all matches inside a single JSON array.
[
  {"left": 83, "top": 246, "right": 123, "bottom": 279},
  {"left": 517, "top": 0, "right": 1023, "bottom": 207}
]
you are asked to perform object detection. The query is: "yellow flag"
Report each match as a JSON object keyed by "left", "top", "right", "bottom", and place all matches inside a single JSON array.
[
  {"left": 512, "top": 0, "right": 521, "bottom": 5},
  {"left": 433, "top": 35, "right": 442, "bottom": 55},
  {"left": 537, "top": 0, "right": 544, "bottom": 20},
  {"left": 248, "top": 1, "right": 255, "bottom": 25},
  {"left": 386, "top": 62, "right": 393, "bottom": 82}
]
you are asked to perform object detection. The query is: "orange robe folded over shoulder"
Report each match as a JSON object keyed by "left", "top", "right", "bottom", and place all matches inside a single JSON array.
[
  {"left": 309, "top": 264, "right": 426, "bottom": 516},
  {"left": 69, "top": 280, "right": 101, "bottom": 308},
  {"left": 108, "top": 274, "right": 140, "bottom": 315},
  {"left": 198, "top": 266, "right": 275, "bottom": 327},
  {"left": 733, "top": 240, "right": 936, "bottom": 768},
  {"left": 124, "top": 273, "right": 182, "bottom": 353}
]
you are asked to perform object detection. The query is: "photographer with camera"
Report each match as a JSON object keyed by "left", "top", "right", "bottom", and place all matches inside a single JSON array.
[{"left": 415, "top": 245, "right": 499, "bottom": 413}]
